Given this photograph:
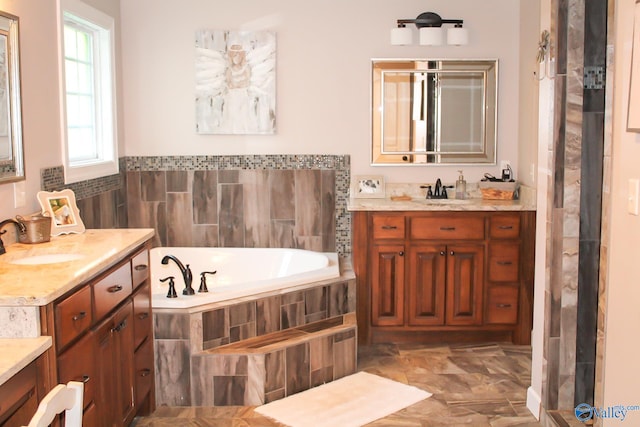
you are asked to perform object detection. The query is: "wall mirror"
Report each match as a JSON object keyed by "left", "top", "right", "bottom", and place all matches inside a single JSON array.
[
  {"left": 0, "top": 11, "right": 23, "bottom": 183},
  {"left": 372, "top": 59, "right": 497, "bottom": 165}
]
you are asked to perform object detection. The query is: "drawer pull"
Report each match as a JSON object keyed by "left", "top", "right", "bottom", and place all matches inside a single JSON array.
[
  {"left": 498, "top": 225, "right": 514, "bottom": 230},
  {"left": 134, "top": 264, "right": 148, "bottom": 272},
  {"left": 137, "top": 312, "right": 149, "bottom": 320},
  {"left": 496, "top": 261, "right": 513, "bottom": 266},
  {"left": 139, "top": 368, "right": 152, "bottom": 377},
  {"left": 72, "top": 311, "right": 87, "bottom": 321},
  {"left": 381, "top": 225, "right": 398, "bottom": 230},
  {"left": 107, "top": 285, "right": 124, "bottom": 293},
  {"left": 496, "top": 303, "right": 512, "bottom": 308},
  {"left": 440, "top": 226, "right": 456, "bottom": 231},
  {"left": 112, "top": 319, "right": 128, "bottom": 333}
]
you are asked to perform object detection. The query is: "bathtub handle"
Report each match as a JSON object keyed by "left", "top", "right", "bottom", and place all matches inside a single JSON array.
[
  {"left": 160, "top": 276, "right": 177, "bottom": 298},
  {"left": 199, "top": 271, "right": 217, "bottom": 293}
]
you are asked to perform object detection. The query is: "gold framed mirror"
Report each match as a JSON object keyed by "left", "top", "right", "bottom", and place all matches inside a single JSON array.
[
  {"left": 0, "top": 11, "right": 23, "bottom": 183},
  {"left": 372, "top": 59, "right": 497, "bottom": 165}
]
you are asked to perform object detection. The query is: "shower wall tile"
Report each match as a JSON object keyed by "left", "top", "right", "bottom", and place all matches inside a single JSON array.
[
  {"left": 193, "top": 171, "right": 217, "bottom": 225},
  {"left": 264, "top": 349, "right": 285, "bottom": 394},
  {"left": 192, "top": 224, "right": 218, "bottom": 247},
  {"left": 294, "top": 170, "right": 321, "bottom": 237},
  {"left": 270, "top": 170, "right": 295, "bottom": 220},
  {"left": 167, "top": 192, "right": 193, "bottom": 247},
  {"left": 154, "top": 312, "right": 191, "bottom": 339},
  {"left": 218, "top": 183, "right": 245, "bottom": 247},
  {"left": 240, "top": 170, "right": 271, "bottom": 247},
  {"left": 167, "top": 170, "right": 189, "bottom": 192},
  {"left": 270, "top": 220, "right": 295, "bottom": 248},
  {"left": 141, "top": 171, "right": 166, "bottom": 202},
  {"left": 256, "top": 296, "right": 281, "bottom": 336}
]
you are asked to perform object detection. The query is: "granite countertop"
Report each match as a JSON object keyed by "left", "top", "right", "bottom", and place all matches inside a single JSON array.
[
  {"left": 0, "top": 336, "right": 51, "bottom": 386},
  {"left": 0, "top": 228, "right": 155, "bottom": 306},
  {"left": 347, "top": 183, "right": 537, "bottom": 212}
]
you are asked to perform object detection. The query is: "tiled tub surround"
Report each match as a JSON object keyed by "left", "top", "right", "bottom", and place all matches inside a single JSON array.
[
  {"left": 39, "top": 155, "right": 351, "bottom": 255},
  {"left": 126, "top": 155, "right": 351, "bottom": 255},
  {"left": 153, "top": 263, "right": 356, "bottom": 407}
]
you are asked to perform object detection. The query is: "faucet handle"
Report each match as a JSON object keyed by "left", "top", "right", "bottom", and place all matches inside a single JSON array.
[
  {"left": 199, "top": 271, "right": 217, "bottom": 293},
  {"left": 160, "top": 276, "right": 177, "bottom": 298}
]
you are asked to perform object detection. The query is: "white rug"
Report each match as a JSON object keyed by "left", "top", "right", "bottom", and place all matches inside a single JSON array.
[{"left": 255, "top": 371, "right": 432, "bottom": 427}]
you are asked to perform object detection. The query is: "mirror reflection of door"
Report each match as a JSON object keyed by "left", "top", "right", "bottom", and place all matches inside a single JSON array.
[{"left": 372, "top": 59, "right": 497, "bottom": 165}]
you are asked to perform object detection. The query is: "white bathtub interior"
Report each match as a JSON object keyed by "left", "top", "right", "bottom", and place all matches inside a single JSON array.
[{"left": 150, "top": 247, "right": 340, "bottom": 309}]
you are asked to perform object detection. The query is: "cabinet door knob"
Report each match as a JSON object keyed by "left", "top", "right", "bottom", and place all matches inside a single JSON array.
[
  {"left": 450, "top": 250, "right": 455, "bottom": 256},
  {"left": 72, "top": 311, "right": 87, "bottom": 321},
  {"left": 398, "top": 251, "right": 404, "bottom": 256},
  {"left": 107, "top": 285, "right": 124, "bottom": 293},
  {"left": 440, "top": 251, "right": 445, "bottom": 256},
  {"left": 137, "top": 312, "right": 149, "bottom": 320}
]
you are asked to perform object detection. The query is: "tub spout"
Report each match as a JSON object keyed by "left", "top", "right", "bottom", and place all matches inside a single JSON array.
[{"left": 161, "top": 255, "right": 195, "bottom": 295}]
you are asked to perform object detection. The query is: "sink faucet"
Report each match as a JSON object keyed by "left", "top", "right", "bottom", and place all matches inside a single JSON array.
[
  {"left": 433, "top": 179, "right": 442, "bottom": 197},
  {"left": 0, "top": 219, "right": 26, "bottom": 255},
  {"left": 161, "top": 255, "right": 195, "bottom": 295}
]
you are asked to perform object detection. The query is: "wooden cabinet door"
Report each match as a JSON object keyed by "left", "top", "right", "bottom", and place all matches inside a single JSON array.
[
  {"left": 95, "top": 300, "right": 135, "bottom": 427},
  {"left": 371, "top": 245, "right": 405, "bottom": 326},
  {"left": 445, "top": 244, "right": 484, "bottom": 326},
  {"left": 407, "top": 245, "right": 446, "bottom": 326}
]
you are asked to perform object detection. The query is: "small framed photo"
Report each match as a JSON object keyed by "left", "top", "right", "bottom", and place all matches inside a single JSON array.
[
  {"left": 37, "top": 189, "right": 86, "bottom": 236},
  {"left": 351, "top": 175, "right": 386, "bottom": 198}
]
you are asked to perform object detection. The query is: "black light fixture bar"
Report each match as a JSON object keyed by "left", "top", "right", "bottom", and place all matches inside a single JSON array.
[{"left": 396, "top": 12, "right": 463, "bottom": 28}]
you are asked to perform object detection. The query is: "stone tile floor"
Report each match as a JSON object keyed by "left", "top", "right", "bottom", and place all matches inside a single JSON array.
[{"left": 131, "top": 343, "right": 542, "bottom": 426}]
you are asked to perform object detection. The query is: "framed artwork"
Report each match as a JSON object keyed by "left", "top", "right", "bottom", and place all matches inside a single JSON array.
[
  {"left": 195, "top": 29, "right": 276, "bottom": 135},
  {"left": 628, "top": 0, "right": 640, "bottom": 131},
  {"left": 37, "top": 189, "right": 85, "bottom": 235},
  {"left": 351, "top": 175, "right": 386, "bottom": 199}
]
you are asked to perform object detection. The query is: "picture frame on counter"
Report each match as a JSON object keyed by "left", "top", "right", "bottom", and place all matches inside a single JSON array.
[
  {"left": 37, "top": 189, "right": 86, "bottom": 235},
  {"left": 351, "top": 175, "right": 386, "bottom": 199}
]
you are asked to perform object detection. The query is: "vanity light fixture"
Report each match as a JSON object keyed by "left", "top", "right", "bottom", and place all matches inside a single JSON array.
[{"left": 390, "top": 12, "right": 469, "bottom": 46}]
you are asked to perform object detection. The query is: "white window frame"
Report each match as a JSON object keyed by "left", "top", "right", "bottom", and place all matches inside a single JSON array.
[{"left": 57, "top": 0, "right": 118, "bottom": 184}]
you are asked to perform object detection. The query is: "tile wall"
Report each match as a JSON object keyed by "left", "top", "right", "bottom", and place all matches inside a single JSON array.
[{"left": 41, "top": 155, "right": 351, "bottom": 256}]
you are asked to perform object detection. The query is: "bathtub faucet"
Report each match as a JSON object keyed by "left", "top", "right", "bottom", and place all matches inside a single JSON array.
[{"left": 161, "top": 255, "right": 195, "bottom": 295}]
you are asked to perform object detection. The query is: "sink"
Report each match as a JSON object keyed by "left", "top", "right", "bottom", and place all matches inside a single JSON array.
[
  {"left": 9, "top": 253, "right": 85, "bottom": 265},
  {"left": 413, "top": 198, "right": 475, "bottom": 204}
]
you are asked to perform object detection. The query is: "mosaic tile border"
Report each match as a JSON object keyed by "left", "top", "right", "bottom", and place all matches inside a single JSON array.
[{"left": 40, "top": 158, "right": 126, "bottom": 201}]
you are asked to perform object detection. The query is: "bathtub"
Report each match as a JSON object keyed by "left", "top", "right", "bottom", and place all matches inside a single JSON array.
[{"left": 150, "top": 247, "right": 340, "bottom": 309}]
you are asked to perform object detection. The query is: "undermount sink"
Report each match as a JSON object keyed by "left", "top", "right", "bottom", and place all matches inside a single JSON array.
[
  {"left": 412, "top": 198, "right": 475, "bottom": 204},
  {"left": 9, "top": 253, "right": 85, "bottom": 265}
]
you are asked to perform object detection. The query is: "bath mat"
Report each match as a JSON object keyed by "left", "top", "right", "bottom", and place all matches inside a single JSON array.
[{"left": 254, "top": 371, "right": 432, "bottom": 427}]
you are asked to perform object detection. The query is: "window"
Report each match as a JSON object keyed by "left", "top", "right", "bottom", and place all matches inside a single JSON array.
[{"left": 58, "top": 0, "right": 117, "bottom": 183}]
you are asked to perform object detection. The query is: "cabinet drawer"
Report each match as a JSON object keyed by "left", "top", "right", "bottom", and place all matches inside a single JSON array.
[
  {"left": 133, "top": 283, "right": 152, "bottom": 350},
  {"left": 55, "top": 285, "right": 93, "bottom": 351},
  {"left": 411, "top": 216, "right": 485, "bottom": 240},
  {"left": 489, "top": 243, "right": 520, "bottom": 282},
  {"left": 93, "top": 262, "right": 133, "bottom": 320},
  {"left": 134, "top": 338, "right": 154, "bottom": 407},
  {"left": 132, "top": 249, "right": 150, "bottom": 290},
  {"left": 489, "top": 214, "right": 521, "bottom": 239},
  {"left": 485, "top": 286, "right": 519, "bottom": 324},
  {"left": 58, "top": 332, "right": 96, "bottom": 410},
  {"left": 0, "top": 361, "right": 37, "bottom": 425},
  {"left": 371, "top": 215, "right": 405, "bottom": 239}
]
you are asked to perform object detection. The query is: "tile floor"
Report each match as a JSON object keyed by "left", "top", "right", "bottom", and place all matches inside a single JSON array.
[{"left": 131, "top": 343, "right": 542, "bottom": 426}]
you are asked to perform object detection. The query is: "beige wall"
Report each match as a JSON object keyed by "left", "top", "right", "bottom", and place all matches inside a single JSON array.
[
  {"left": 119, "top": 0, "right": 523, "bottom": 185},
  {"left": 602, "top": 0, "right": 640, "bottom": 422}
]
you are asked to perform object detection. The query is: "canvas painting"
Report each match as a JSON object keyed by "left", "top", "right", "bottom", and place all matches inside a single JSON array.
[{"left": 195, "top": 29, "right": 276, "bottom": 135}]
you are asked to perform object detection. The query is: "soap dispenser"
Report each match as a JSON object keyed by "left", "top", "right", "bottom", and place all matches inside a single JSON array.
[{"left": 456, "top": 170, "right": 467, "bottom": 199}]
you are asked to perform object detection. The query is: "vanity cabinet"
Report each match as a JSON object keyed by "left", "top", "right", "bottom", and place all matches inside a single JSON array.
[
  {"left": 40, "top": 242, "right": 153, "bottom": 427},
  {"left": 353, "top": 210, "right": 535, "bottom": 345},
  {"left": 0, "top": 359, "right": 44, "bottom": 427}
]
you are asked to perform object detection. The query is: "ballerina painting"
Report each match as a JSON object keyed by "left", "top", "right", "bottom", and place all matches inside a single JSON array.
[{"left": 195, "top": 30, "right": 276, "bottom": 135}]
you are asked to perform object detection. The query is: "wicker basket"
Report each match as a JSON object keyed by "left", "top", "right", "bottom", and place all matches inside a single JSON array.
[{"left": 478, "top": 181, "right": 519, "bottom": 200}]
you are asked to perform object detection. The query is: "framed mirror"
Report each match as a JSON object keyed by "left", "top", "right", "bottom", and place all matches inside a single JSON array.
[
  {"left": 372, "top": 59, "right": 497, "bottom": 165},
  {"left": 0, "top": 11, "right": 23, "bottom": 183}
]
